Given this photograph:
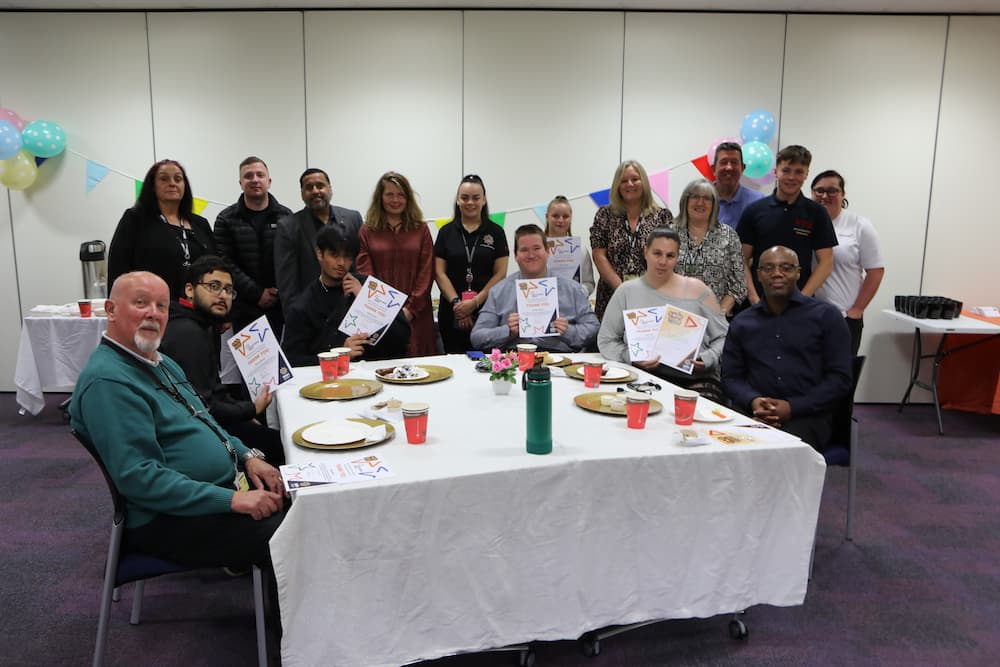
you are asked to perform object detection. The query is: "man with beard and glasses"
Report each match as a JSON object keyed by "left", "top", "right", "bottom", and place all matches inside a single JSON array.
[
  {"left": 159, "top": 255, "right": 284, "bottom": 464},
  {"left": 274, "top": 167, "right": 363, "bottom": 317},
  {"left": 69, "top": 270, "right": 286, "bottom": 579}
]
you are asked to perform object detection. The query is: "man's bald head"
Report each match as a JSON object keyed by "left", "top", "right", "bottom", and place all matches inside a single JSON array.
[{"left": 106, "top": 272, "right": 171, "bottom": 360}]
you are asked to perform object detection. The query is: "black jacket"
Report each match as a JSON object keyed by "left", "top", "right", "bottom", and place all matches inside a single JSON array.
[
  {"left": 159, "top": 300, "right": 256, "bottom": 426},
  {"left": 213, "top": 194, "right": 292, "bottom": 329}
]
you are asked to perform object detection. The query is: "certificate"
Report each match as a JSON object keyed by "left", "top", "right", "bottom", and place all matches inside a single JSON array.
[
  {"left": 338, "top": 277, "right": 407, "bottom": 345},
  {"left": 280, "top": 455, "right": 394, "bottom": 494},
  {"left": 547, "top": 236, "right": 583, "bottom": 283},
  {"left": 623, "top": 304, "right": 708, "bottom": 374},
  {"left": 227, "top": 315, "right": 294, "bottom": 398},
  {"left": 516, "top": 277, "right": 559, "bottom": 337}
]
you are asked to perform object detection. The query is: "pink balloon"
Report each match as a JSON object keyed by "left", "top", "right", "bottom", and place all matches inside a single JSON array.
[
  {"left": 707, "top": 136, "right": 740, "bottom": 165},
  {"left": 746, "top": 172, "right": 775, "bottom": 187},
  {"left": 0, "top": 108, "right": 27, "bottom": 132}
]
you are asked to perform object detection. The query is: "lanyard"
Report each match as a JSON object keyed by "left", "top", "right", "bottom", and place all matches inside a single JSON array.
[
  {"left": 162, "top": 215, "right": 192, "bottom": 265},
  {"left": 462, "top": 227, "right": 481, "bottom": 289}
]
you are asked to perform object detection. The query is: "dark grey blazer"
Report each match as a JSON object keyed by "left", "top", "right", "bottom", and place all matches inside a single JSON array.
[{"left": 273, "top": 205, "right": 363, "bottom": 317}]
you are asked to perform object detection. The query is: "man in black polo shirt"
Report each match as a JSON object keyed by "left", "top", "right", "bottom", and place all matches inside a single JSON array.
[{"left": 736, "top": 144, "right": 837, "bottom": 305}]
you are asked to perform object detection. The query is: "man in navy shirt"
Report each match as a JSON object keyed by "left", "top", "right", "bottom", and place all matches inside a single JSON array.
[{"left": 721, "top": 246, "right": 852, "bottom": 451}]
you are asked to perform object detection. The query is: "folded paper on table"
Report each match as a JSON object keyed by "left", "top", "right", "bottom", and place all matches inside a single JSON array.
[
  {"left": 622, "top": 304, "right": 708, "bottom": 375},
  {"left": 338, "top": 276, "right": 407, "bottom": 345},
  {"left": 227, "top": 315, "right": 294, "bottom": 398},
  {"left": 516, "top": 277, "right": 559, "bottom": 337},
  {"left": 279, "top": 454, "right": 393, "bottom": 493}
]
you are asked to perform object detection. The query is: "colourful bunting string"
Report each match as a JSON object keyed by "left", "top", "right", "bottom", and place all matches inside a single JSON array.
[
  {"left": 85, "top": 160, "right": 110, "bottom": 193},
  {"left": 134, "top": 179, "right": 143, "bottom": 201},
  {"left": 487, "top": 212, "right": 506, "bottom": 228},
  {"left": 691, "top": 155, "right": 715, "bottom": 181},
  {"left": 192, "top": 197, "right": 208, "bottom": 216},
  {"left": 648, "top": 170, "right": 669, "bottom": 207},
  {"left": 434, "top": 217, "right": 450, "bottom": 230},
  {"left": 589, "top": 189, "right": 610, "bottom": 208},
  {"left": 531, "top": 204, "right": 548, "bottom": 224}
]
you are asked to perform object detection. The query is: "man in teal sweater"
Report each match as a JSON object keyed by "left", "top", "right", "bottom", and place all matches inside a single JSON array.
[{"left": 69, "top": 271, "right": 285, "bottom": 568}]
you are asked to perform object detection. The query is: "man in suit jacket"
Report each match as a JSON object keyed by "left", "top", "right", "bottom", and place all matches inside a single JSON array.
[{"left": 274, "top": 168, "right": 362, "bottom": 317}]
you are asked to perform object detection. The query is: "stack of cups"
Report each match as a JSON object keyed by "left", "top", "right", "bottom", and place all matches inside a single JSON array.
[
  {"left": 318, "top": 351, "right": 339, "bottom": 382},
  {"left": 583, "top": 360, "right": 604, "bottom": 389},
  {"left": 673, "top": 389, "right": 699, "bottom": 426},
  {"left": 331, "top": 346, "right": 351, "bottom": 376},
  {"left": 516, "top": 344, "right": 537, "bottom": 371},
  {"left": 625, "top": 392, "right": 652, "bottom": 429},
  {"left": 401, "top": 402, "right": 430, "bottom": 444}
]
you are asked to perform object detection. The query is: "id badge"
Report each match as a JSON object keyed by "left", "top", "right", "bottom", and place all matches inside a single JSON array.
[{"left": 235, "top": 471, "right": 250, "bottom": 492}]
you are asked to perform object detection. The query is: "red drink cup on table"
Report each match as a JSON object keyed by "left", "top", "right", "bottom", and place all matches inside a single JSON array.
[
  {"left": 401, "top": 402, "right": 429, "bottom": 444},
  {"left": 318, "top": 351, "right": 339, "bottom": 383},
  {"left": 625, "top": 392, "right": 652, "bottom": 429},
  {"left": 673, "top": 389, "right": 699, "bottom": 426},
  {"left": 583, "top": 360, "right": 604, "bottom": 389},
  {"left": 331, "top": 347, "right": 351, "bottom": 375},
  {"left": 78, "top": 300, "right": 92, "bottom": 318},
  {"left": 516, "top": 344, "right": 537, "bottom": 372}
]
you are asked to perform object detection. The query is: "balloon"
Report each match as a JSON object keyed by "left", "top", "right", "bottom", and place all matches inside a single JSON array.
[
  {"left": 0, "top": 151, "right": 39, "bottom": 190},
  {"left": 706, "top": 136, "right": 740, "bottom": 166},
  {"left": 742, "top": 141, "right": 774, "bottom": 179},
  {"left": 21, "top": 119, "right": 67, "bottom": 158},
  {"left": 0, "top": 121, "right": 23, "bottom": 160},
  {"left": 0, "top": 108, "right": 27, "bottom": 132},
  {"left": 746, "top": 172, "right": 775, "bottom": 188},
  {"left": 740, "top": 109, "right": 776, "bottom": 144}
]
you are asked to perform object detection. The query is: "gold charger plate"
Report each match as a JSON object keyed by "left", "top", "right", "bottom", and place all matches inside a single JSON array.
[
  {"left": 540, "top": 353, "right": 572, "bottom": 368},
  {"left": 574, "top": 392, "right": 663, "bottom": 416},
  {"left": 563, "top": 363, "right": 637, "bottom": 383},
  {"left": 374, "top": 364, "right": 454, "bottom": 385},
  {"left": 299, "top": 378, "right": 383, "bottom": 400},
  {"left": 292, "top": 418, "right": 395, "bottom": 450}
]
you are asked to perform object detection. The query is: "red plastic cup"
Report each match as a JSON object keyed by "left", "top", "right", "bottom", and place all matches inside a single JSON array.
[
  {"left": 583, "top": 361, "right": 604, "bottom": 389},
  {"left": 401, "top": 402, "right": 429, "bottom": 444},
  {"left": 674, "top": 389, "right": 699, "bottom": 426},
  {"left": 78, "top": 300, "right": 92, "bottom": 318},
  {"left": 516, "top": 344, "right": 538, "bottom": 371},
  {"left": 625, "top": 392, "right": 651, "bottom": 429},
  {"left": 331, "top": 347, "right": 351, "bottom": 375},
  {"left": 318, "top": 352, "right": 339, "bottom": 383}
]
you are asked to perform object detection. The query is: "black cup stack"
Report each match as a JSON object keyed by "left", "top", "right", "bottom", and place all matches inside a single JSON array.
[{"left": 894, "top": 295, "right": 963, "bottom": 319}]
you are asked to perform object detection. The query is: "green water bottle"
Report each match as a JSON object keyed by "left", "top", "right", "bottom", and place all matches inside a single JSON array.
[{"left": 523, "top": 365, "right": 552, "bottom": 455}]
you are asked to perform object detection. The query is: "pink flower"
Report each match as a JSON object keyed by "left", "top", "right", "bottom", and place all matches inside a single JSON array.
[
  {"left": 492, "top": 361, "right": 503, "bottom": 373},
  {"left": 500, "top": 357, "right": 512, "bottom": 370},
  {"left": 489, "top": 348, "right": 502, "bottom": 362}
]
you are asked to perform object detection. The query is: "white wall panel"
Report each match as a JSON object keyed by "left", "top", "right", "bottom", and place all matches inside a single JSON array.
[
  {"left": 781, "top": 14, "right": 947, "bottom": 402},
  {"left": 303, "top": 10, "right": 463, "bottom": 221},
  {"left": 147, "top": 12, "right": 307, "bottom": 211}
]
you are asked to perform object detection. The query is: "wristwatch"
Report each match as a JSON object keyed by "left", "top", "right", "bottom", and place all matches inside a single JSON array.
[
  {"left": 451, "top": 297, "right": 461, "bottom": 306},
  {"left": 241, "top": 447, "right": 266, "bottom": 463}
]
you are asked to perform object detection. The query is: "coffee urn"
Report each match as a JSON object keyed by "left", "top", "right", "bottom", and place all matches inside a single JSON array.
[{"left": 79, "top": 240, "right": 107, "bottom": 299}]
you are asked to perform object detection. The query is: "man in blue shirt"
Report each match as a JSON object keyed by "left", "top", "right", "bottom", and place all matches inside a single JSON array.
[
  {"left": 721, "top": 246, "right": 852, "bottom": 451},
  {"left": 713, "top": 141, "right": 765, "bottom": 229}
]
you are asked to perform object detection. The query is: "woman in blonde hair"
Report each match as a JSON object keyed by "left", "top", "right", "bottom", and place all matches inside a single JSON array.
[
  {"left": 590, "top": 160, "right": 672, "bottom": 320},
  {"left": 356, "top": 171, "right": 437, "bottom": 356},
  {"left": 544, "top": 195, "right": 595, "bottom": 296}
]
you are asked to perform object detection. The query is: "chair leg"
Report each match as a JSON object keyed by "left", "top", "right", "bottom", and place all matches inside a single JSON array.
[
  {"left": 252, "top": 565, "right": 267, "bottom": 667},
  {"left": 129, "top": 581, "right": 145, "bottom": 625},
  {"left": 846, "top": 418, "right": 859, "bottom": 541},
  {"left": 94, "top": 525, "right": 123, "bottom": 667},
  {"left": 112, "top": 587, "right": 121, "bottom": 603}
]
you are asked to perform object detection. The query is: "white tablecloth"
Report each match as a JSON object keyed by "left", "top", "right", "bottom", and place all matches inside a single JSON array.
[
  {"left": 15, "top": 315, "right": 108, "bottom": 415},
  {"left": 270, "top": 354, "right": 826, "bottom": 667}
]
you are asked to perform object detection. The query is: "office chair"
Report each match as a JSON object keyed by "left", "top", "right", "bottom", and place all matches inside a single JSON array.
[
  {"left": 72, "top": 430, "right": 267, "bottom": 667},
  {"left": 823, "top": 355, "right": 866, "bottom": 541}
]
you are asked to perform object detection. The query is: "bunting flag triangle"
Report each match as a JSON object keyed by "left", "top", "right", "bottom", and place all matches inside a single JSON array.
[
  {"left": 691, "top": 155, "right": 715, "bottom": 181},
  {"left": 434, "top": 216, "right": 451, "bottom": 230},
  {"left": 34, "top": 156, "right": 48, "bottom": 167},
  {"left": 531, "top": 204, "right": 548, "bottom": 224},
  {"left": 648, "top": 170, "right": 669, "bottom": 207},
  {"left": 134, "top": 179, "right": 143, "bottom": 201},
  {"left": 488, "top": 212, "right": 506, "bottom": 227},
  {"left": 589, "top": 188, "right": 611, "bottom": 208},
  {"left": 85, "top": 160, "right": 110, "bottom": 193},
  {"left": 192, "top": 197, "right": 208, "bottom": 216}
]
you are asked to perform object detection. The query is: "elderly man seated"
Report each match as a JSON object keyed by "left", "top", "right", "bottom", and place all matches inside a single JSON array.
[
  {"left": 471, "top": 224, "right": 599, "bottom": 353},
  {"left": 721, "top": 245, "right": 852, "bottom": 451}
]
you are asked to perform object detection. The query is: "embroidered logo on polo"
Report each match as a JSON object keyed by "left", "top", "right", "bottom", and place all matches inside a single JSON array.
[
  {"left": 793, "top": 219, "right": 813, "bottom": 237},
  {"left": 482, "top": 234, "right": 495, "bottom": 249}
]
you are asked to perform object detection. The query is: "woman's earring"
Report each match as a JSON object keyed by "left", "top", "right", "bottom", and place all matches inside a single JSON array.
[{"left": 842, "top": 198, "right": 849, "bottom": 209}]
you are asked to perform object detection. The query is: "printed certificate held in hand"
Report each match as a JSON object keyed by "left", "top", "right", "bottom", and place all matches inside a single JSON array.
[
  {"left": 227, "top": 315, "right": 294, "bottom": 398},
  {"left": 338, "top": 277, "right": 407, "bottom": 345},
  {"left": 546, "top": 236, "right": 583, "bottom": 283},
  {"left": 516, "top": 277, "right": 559, "bottom": 337},
  {"left": 622, "top": 304, "right": 708, "bottom": 375}
]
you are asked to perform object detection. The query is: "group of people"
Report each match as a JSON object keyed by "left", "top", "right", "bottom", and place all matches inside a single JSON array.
[{"left": 70, "top": 143, "right": 884, "bottom": 655}]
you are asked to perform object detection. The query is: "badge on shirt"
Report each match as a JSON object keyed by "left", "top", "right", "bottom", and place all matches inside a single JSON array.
[
  {"left": 235, "top": 471, "right": 250, "bottom": 492},
  {"left": 623, "top": 273, "right": 640, "bottom": 282}
]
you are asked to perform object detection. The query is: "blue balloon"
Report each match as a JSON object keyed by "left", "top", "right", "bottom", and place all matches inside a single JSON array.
[
  {"left": 0, "top": 120, "right": 22, "bottom": 160},
  {"left": 740, "top": 109, "right": 776, "bottom": 144}
]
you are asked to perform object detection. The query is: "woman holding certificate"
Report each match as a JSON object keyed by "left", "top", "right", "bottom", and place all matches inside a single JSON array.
[
  {"left": 434, "top": 174, "right": 510, "bottom": 354},
  {"left": 597, "top": 227, "right": 729, "bottom": 401},
  {"left": 544, "top": 195, "right": 595, "bottom": 296},
  {"left": 590, "top": 160, "right": 673, "bottom": 321},
  {"left": 356, "top": 172, "right": 437, "bottom": 357}
]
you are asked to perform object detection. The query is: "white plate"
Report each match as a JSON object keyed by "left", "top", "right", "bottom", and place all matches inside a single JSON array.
[
  {"left": 301, "top": 420, "right": 372, "bottom": 446},
  {"left": 602, "top": 366, "right": 631, "bottom": 380},
  {"left": 666, "top": 401, "right": 734, "bottom": 423},
  {"left": 379, "top": 365, "right": 430, "bottom": 381},
  {"left": 546, "top": 354, "right": 565, "bottom": 365}
]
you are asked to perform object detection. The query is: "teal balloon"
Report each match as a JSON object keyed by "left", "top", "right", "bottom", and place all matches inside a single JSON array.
[
  {"left": 0, "top": 121, "right": 22, "bottom": 160},
  {"left": 21, "top": 120, "right": 67, "bottom": 158},
  {"left": 742, "top": 141, "right": 774, "bottom": 179},
  {"left": 740, "top": 109, "right": 776, "bottom": 144}
]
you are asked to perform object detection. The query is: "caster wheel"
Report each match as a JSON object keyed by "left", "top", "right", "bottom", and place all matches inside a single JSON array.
[
  {"left": 519, "top": 648, "right": 536, "bottom": 667},
  {"left": 580, "top": 632, "right": 600, "bottom": 657},
  {"left": 728, "top": 618, "right": 749, "bottom": 640}
]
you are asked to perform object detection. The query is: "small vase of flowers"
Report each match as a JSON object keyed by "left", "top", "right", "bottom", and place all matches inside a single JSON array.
[{"left": 487, "top": 348, "right": 518, "bottom": 395}]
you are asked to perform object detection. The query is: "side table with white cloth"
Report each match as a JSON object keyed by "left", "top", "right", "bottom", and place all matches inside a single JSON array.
[
  {"left": 15, "top": 305, "right": 108, "bottom": 415},
  {"left": 270, "top": 354, "right": 827, "bottom": 667}
]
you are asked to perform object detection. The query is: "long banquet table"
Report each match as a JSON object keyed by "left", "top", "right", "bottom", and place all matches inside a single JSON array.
[{"left": 270, "top": 354, "right": 826, "bottom": 667}]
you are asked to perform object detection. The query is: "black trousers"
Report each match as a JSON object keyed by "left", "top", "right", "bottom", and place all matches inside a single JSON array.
[
  {"left": 845, "top": 315, "right": 863, "bottom": 357},
  {"left": 225, "top": 420, "right": 286, "bottom": 466},
  {"left": 781, "top": 412, "right": 834, "bottom": 453}
]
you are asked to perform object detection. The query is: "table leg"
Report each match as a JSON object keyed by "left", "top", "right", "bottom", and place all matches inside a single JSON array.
[
  {"left": 898, "top": 327, "right": 923, "bottom": 410},
  {"left": 930, "top": 334, "right": 947, "bottom": 435}
]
